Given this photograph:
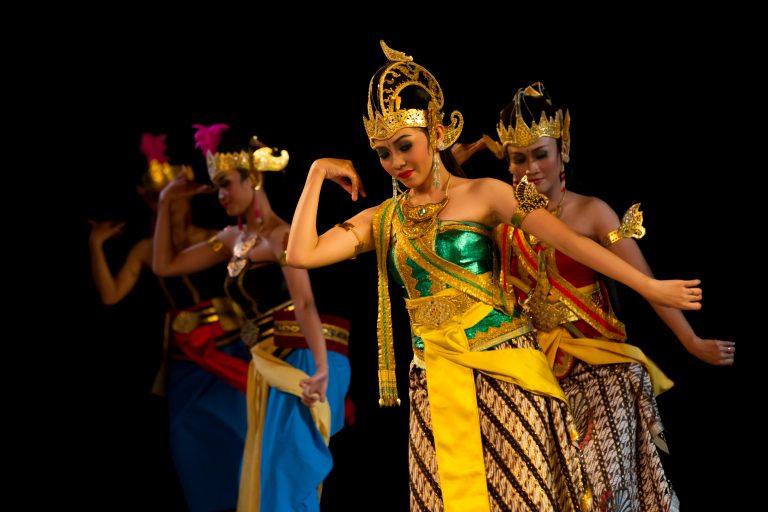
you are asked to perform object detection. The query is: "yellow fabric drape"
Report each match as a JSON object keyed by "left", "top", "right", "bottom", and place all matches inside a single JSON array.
[
  {"left": 537, "top": 326, "right": 674, "bottom": 396},
  {"left": 237, "top": 344, "right": 331, "bottom": 512},
  {"left": 408, "top": 289, "right": 567, "bottom": 512}
]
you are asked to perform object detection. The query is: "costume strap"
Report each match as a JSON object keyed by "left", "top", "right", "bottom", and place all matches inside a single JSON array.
[
  {"left": 372, "top": 198, "right": 400, "bottom": 406},
  {"left": 513, "top": 228, "right": 626, "bottom": 339}
]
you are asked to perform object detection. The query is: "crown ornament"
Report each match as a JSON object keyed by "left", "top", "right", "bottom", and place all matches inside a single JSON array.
[
  {"left": 205, "top": 143, "right": 289, "bottom": 181},
  {"left": 193, "top": 123, "right": 289, "bottom": 181},
  {"left": 496, "top": 82, "right": 570, "bottom": 150},
  {"left": 139, "top": 133, "right": 188, "bottom": 192},
  {"left": 363, "top": 40, "right": 463, "bottom": 149}
]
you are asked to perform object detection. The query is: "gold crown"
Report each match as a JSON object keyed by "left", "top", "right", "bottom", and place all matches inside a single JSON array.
[
  {"left": 143, "top": 160, "right": 188, "bottom": 192},
  {"left": 206, "top": 141, "right": 289, "bottom": 181},
  {"left": 363, "top": 40, "right": 463, "bottom": 149},
  {"left": 496, "top": 82, "right": 570, "bottom": 150}
]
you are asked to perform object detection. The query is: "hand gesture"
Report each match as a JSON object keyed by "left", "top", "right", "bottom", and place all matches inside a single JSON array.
[
  {"left": 450, "top": 137, "right": 487, "bottom": 165},
  {"left": 88, "top": 220, "right": 126, "bottom": 245},
  {"left": 312, "top": 158, "right": 367, "bottom": 201},
  {"left": 299, "top": 365, "right": 329, "bottom": 407},
  {"left": 159, "top": 167, "right": 213, "bottom": 203}
]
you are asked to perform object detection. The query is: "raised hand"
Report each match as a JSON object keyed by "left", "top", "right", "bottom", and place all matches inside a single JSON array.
[
  {"left": 450, "top": 137, "right": 488, "bottom": 165},
  {"left": 159, "top": 168, "right": 213, "bottom": 202},
  {"left": 311, "top": 158, "right": 367, "bottom": 201},
  {"left": 88, "top": 220, "right": 127, "bottom": 245}
]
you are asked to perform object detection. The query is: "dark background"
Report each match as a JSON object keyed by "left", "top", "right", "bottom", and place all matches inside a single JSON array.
[{"left": 64, "top": 23, "right": 750, "bottom": 510}]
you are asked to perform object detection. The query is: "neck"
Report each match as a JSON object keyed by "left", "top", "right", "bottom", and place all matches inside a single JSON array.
[
  {"left": 547, "top": 187, "right": 567, "bottom": 215},
  {"left": 409, "top": 168, "right": 450, "bottom": 203},
  {"left": 243, "top": 188, "right": 272, "bottom": 230}
]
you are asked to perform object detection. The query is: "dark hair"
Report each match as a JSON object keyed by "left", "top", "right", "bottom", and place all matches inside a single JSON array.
[
  {"left": 499, "top": 88, "right": 564, "bottom": 157},
  {"left": 373, "top": 82, "right": 467, "bottom": 178}
]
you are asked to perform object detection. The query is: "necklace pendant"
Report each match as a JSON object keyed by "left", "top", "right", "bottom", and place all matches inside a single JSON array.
[
  {"left": 418, "top": 207, "right": 427, "bottom": 217},
  {"left": 228, "top": 231, "right": 260, "bottom": 277}
]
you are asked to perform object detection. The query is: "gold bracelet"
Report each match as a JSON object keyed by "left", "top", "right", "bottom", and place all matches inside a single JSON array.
[
  {"left": 207, "top": 235, "right": 224, "bottom": 253},
  {"left": 336, "top": 222, "right": 364, "bottom": 259},
  {"left": 510, "top": 176, "right": 548, "bottom": 227}
]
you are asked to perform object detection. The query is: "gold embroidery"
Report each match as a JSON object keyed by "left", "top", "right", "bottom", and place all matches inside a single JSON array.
[
  {"left": 406, "top": 292, "right": 477, "bottom": 329},
  {"left": 228, "top": 230, "right": 261, "bottom": 277},
  {"left": 399, "top": 195, "right": 448, "bottom": 239},
  {"left": 522, "top": 252, "right": 580, "bottom": 331},
  {"left": 510, "top": 176, "right": 548, "bottom": 227}
]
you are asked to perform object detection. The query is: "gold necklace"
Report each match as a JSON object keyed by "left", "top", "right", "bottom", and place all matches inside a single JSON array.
[
  {"left": 228, "top": 228, "right": 262, "bottom": 277},
  {"left": 550, "top": 189, "right": 567, "bottom": 218},
  {"left": 400, "top": 175, "right": 451, "bottom": 239}
]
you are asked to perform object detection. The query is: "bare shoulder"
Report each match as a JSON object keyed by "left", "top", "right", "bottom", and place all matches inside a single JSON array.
[
  {"left": 566, "top": 192, "right": 623, "bottom": 238},
  {"left": 454, "top": 176, "right": 511, "bottom": 197},
  {"left": 188, "top": 224, "right": 218, "bottom": 245},
  {"left": 572, "top": 193, "right": 619, "bottom": 219},
  {"left": 216, "top": 225, "right": 241, "bottom": 249},
  {"left": 266, "top": 216, "right": 290, "bottom": 244}
]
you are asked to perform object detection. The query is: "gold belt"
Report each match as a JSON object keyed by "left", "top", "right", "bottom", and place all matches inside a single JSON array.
[
  {"left": 524, "top": 282, "right": 600, "bottom": 331},
  {"left": 171, "top": 297, "right": 244, "bottom": 334},
  {"left": 406, "top": 291, "right": 478, "bottom": 329}
]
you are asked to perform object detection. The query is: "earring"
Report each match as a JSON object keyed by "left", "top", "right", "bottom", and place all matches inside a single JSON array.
[
  {"left": 253, "top": 196, "right": 262, "bottom": 222},
  {"left": 559, "top": 161, "right": 566, "bottom": 193},
  {"left": 392, "top": 176, "right": 399, "bottom": 200},
  {"left": 432, "top": 152, "right": 440, "bottom": 189},
  {"left": 437, "top": 141, "right": 445, "bottom": 151}
]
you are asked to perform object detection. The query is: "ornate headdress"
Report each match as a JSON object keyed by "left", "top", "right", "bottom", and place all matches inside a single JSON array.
[
  {"left": 138, "top": 133, "right": 187, "bottom": 191},
  {"left": 496, "top": 82, "right": 570, "bottom": 157},
  {"left": 363, "top": 41, "right": 463, "bottom": 149},
  {"left": 192, "top": 123, "right": 289, "bottom": 181}
]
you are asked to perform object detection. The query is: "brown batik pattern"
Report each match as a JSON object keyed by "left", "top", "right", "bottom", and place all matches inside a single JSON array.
[
  {"left": 408, "top": 334, "right": 586, "bottom": 512},
  {"left": 564, "top": 361, "right": 678, "bottom": 512}
]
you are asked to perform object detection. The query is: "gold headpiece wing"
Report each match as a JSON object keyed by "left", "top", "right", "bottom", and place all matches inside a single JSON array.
[
  {"left": 363, "top": 40, "right": 463, "bottom": 149},
  {"left": 206, "top": 140, "right": 289, "bottom": 181}
]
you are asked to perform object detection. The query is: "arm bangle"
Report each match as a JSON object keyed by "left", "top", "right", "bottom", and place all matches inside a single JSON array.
[
  {"left": 601, "top": 203, "right": 646, "bottom": 247},
  {"left": 336, "top": 222, "right": 364, "bottom": 259},
  {"left": 207, "top": 234, "right": 224, "bottom": 253}
]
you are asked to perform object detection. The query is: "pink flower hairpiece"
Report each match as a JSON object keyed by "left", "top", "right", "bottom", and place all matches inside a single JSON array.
[{"left": 192, "top": 123, "right": 230, "bottom": 156}]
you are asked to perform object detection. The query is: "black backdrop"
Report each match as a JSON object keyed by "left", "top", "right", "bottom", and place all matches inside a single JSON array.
[{"left": 66, "top": 26, "right": 748, "bottom": 511}]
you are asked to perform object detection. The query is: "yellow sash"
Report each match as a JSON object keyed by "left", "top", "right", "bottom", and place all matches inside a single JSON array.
[
  {"left": 537, "top": 327, "right": 673, "bottom": 396},
  {"left": 237, "top": 341, "right": 331, "bottom": 512},
  {"left": 408, "top": 288, "right": 567, "bottom": 512}
]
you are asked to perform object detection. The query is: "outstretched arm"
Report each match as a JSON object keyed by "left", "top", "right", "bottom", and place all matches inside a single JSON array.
[
  {"left": 523, "top": 210, "right": 701, "bottom": 310},
  {"left": 609, "top": 236, "right": 734, "bottom": 365},
  {"left": 88, "top": 220, "right": 150, "bottom": 305},
  {"left": 482, "top": 179, "right": 701, "bottom": 310},
  {"left": 287, "top": 159, "right": 375, "bottom": 269}
]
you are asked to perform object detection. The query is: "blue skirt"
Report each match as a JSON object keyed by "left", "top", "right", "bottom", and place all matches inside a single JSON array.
[
  {"left": 259, "top": 349, "right": 351, "bottom": 511},
  {"left": 167, "top": 341, "right": 249, "bottom": 512}
]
